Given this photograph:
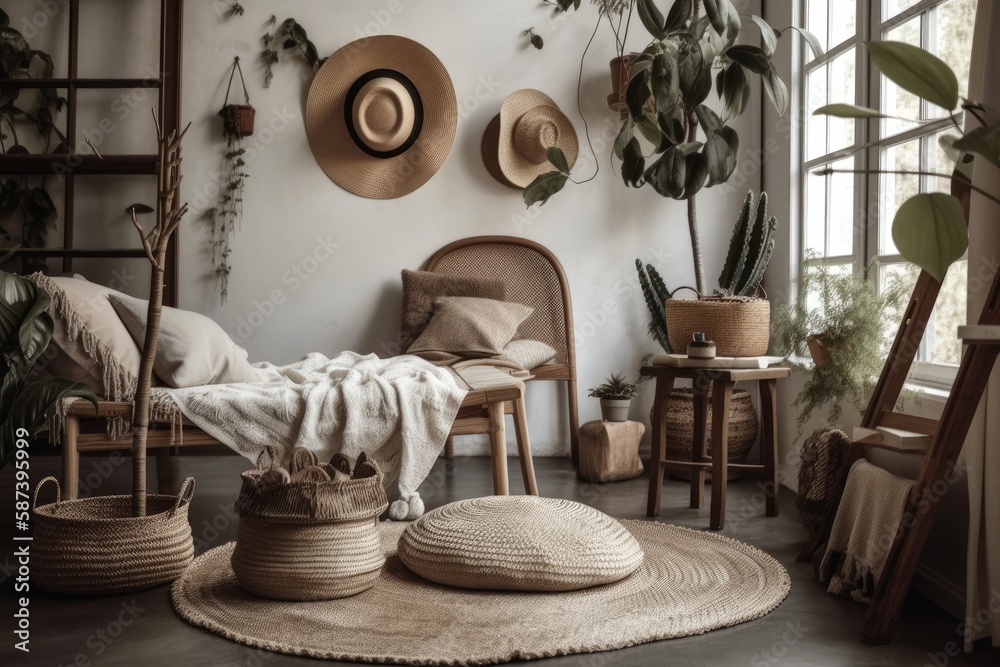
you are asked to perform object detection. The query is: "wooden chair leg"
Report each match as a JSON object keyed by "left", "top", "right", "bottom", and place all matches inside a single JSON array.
[
  {"left": 567, "top": 378, "right": 580, "bottom": 466},
  {"left": 487, "top": 400, "right": 509, "bottom": 495},
  {"left": 62, "top": 414, "right": 80, "bottom": 500},
  {"left": 646, "top": 375, "right": 674, "bottom": 517},
  {"left": 759, "top": 378, "right": 780, "bottom": 517},
  {"left": 710, "top": 381, "right": 734, "bottom": 530},
  {"left": 512, "top": 395, "right": 538, "bottom": 495},
  {"left": 690, "top": 385, "right": 709, "bottom": 509},
  {"left": 443, "top": 435, "right": 455, "bottom": 460}
]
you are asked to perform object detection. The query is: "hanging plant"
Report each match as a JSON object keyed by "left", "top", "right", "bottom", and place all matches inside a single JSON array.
[
  {"left": 0, "top": 8, "right": 67, "bottom": 273},
  {"left": 259, "top": 15, "right": 324, "bottom": 89},
  {"left": 208, "top": 57, "right": 253, "bottom": 303}
]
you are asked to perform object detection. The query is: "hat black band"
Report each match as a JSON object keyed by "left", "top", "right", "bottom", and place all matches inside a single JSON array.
[{"left": 344, "top": 69, "right": 424, "bottom": 159}]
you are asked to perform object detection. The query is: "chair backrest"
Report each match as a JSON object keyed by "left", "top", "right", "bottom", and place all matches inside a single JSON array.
[{"left": 424, "top": 236, "right": 575, "bottom": 374}]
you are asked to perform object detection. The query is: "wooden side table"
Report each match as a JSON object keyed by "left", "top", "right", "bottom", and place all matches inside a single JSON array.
[{"left": 641, "top": 363, "right": 791, "bottom": 529}]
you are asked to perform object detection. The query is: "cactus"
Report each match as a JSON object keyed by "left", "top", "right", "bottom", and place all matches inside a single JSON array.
[
  {"left": 636, "top": 259, "right": 671, "bottom": 353},
  {"left": 718, "top": 190, "right": 777, "bottom": 297}
]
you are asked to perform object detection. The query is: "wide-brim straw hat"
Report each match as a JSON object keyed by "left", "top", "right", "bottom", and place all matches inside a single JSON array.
[
  {"left": 481, "top": 89, "right": 579, "bottom": 189},
  {"left": 306, "top": 35, "right": 457, "bottom": 199}
]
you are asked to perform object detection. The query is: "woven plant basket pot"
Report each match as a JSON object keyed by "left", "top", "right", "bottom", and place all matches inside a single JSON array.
[
  {"left": 31, "top": 476, "right": 195, "bottom": 595},
  {"left": 219, "top": 105, "right": 255, "bottom": 138},
  {"left": 661, "top": 388, "right": 759, "bottom": 481},
  {"left": 666, "top": 291, "right": 770, "bottom": 357},
  {"left": 231, "top": 463, "right": 389, "bottom": 601}
]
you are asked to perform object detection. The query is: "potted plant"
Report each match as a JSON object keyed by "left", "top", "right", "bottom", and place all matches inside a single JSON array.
[
  {"left": 637, "top": 190, "right": 775, "bottom": 355},
  {"left": 770, "top": 254, "right": 909, "bottom": 432},
  {"left": 589, "top": 372, "right": 637, "bottom": 422},
  {"left": 526, "top": 0, "right": 820, "bottom": 298},
  {"left": 0, "top": 270, "right": 97, "bottom": 469}
]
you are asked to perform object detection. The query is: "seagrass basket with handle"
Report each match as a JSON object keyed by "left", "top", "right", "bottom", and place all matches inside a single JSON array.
[
  {"left": 665, "top": 287, "right": 771, "bottom": 357},
  {"left": 231, "top": 459, "right": 388, "bottom": 601},
  {"left": 31, "top": 476, "right": 196, "bottom": 594}
]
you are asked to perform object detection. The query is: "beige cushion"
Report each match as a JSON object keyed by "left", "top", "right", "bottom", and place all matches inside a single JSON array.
[
  {"left": 109, "top": 293, "right": 260, "bottom": 388},
  {"left": 494, "top": 339, "right": 557, "bottom": 370},
  {"left": 399, "top": 270, "right": 506, "bottom": 350},
  {"left": 398, "top": 496, "right": 644, "bottom": 591},
  {"left": 27, "top": 274, "right": 140, "bottom": 400},
  {"left": 406, "top": 297, "right": 532, "bottom": 364}
]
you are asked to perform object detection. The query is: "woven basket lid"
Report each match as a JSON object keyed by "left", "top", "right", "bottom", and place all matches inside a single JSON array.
[
  {"left": 398, "top": 496, "right": 643, "bottom": 591},
  {"left": 305, "top": 35, "right": 457, "bottom": 199}
]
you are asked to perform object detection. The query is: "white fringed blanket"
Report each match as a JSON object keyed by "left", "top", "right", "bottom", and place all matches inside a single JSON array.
[{"left": 163, "top": 352, "right": 467, "bottom": 520}]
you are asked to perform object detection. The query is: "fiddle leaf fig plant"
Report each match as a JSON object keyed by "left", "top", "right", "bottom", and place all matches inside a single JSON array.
[
  {"left": 525, "top": 0, "right": 821, "bottom": 294},
  {"left": 814, "top": 41, "right": 1000, "bottom": 282}
]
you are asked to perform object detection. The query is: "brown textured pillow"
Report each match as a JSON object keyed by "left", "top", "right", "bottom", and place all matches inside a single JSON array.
[
  {"left": 399, "top": 270, "right": 506, "bottom": 350},
  {"left": 407, "top": 297, "right": 533, "bottom": 363}
]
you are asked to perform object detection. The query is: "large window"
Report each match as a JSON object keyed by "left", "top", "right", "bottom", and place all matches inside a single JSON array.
[{"left": 802, "top": 0, "right": 977, "bottom": 386}]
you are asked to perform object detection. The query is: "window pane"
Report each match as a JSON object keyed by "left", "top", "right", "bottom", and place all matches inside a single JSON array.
[
  {"left": 828, "top": 48, "right": 857, "bottom": 153},
  {"left": 829, "top": 157, "right": 856, "bottom": 256},
  {"left": 828, "top": 0, "right": 857, "bottom": 48},
  {"left": 806, "top": 64, "right": 829, "bottom": 161},
  {"left": 880, "top": 139, "right": 920, "bottom": 255},
  {"left": 881, "top": 16, "right": 922, "bottom": 138},
  {"left": 805, "top": 166, "right": 828, "bottom": 255},
  {"left": 934, "top": 0, "right": 978, "bottom": 105},
  {"left": 931, "top": 259, "right": 967, "bottom": 365},
  {"left": 884, "top": 0, "right": 921, "bottom": 20},
  {"left": 807, "top": 0, "right": 830, "bottom": 52}
]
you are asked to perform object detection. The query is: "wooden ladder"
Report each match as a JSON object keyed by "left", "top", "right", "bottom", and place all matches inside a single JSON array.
[{"left": 800, "top": 264, "right": 1000, "bottom": 643}]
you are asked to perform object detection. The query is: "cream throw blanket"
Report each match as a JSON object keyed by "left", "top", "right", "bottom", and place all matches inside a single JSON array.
[
  {"left": 819, "top": 459, "right": 914, "bottom": 602},
  {"left": 163, "top": 352, "right": 467, "bottom": 520}
]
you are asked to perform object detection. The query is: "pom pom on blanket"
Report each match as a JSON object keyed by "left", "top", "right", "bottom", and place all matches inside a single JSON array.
[{"left": 389, "top": 491, "right": 425, "bottom": 521}]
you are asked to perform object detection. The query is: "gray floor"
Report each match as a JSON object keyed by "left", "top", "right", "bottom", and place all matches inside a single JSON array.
[{"left": 2, "top": 451, "right": 998, "bottom": 667}]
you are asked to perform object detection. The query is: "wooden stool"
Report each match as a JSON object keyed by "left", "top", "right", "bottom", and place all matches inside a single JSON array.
[
  {"left": 641, "top": 363, "right": 791, "bottom": 529},
  {"left": 578, "top": 420, "right": 644, "bottom": 482}
]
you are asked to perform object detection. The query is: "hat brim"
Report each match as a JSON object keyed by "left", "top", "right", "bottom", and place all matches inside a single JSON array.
[
  {"left": 481, "top": 114, "right": 519, "bottom": 189},
  {"left": 306, "top": 36, "right": 457, "bottom": 200},
  {"left": 497, "top": 90, "right": 579, "bottom": 188}
]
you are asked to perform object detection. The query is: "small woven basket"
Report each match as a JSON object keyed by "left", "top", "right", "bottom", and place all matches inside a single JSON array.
[
  {"left": 31, "top": 476, "right": 195, "bottom": 595},
  {"left": 662, "top": 388, "right": 759, "bottom": 481},
  {"left": 665, "top": 288, "right": 770, "bottom": 357},
  {"left": 218, "top": 56, "right": 254, "bottom": 139},
  {"left": 231, "top": 463, "right": 388, "bottom": 601}
]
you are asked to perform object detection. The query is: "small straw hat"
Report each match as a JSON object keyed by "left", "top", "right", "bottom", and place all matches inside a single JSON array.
[
  {"left": 481, "top": 89, "right": 579, "bottom": 189},
  {"left": 306, "top": 36, "right": 457, "bottom": 199}
]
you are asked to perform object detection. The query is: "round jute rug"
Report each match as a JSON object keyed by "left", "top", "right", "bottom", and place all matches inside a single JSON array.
[{"left": 171, "top": 520, "right": 790, "bottom": 665}]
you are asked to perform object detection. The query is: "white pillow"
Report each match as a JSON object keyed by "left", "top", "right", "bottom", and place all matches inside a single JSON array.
[
  {"left": 108, "top": 294, "right": 260, "bottom": 388},
  {"left": 494, "top": 339, "right": 557, "bottom": 370},
  {"left": 28, "top": 273, "right": 140, "bottom": 400}
]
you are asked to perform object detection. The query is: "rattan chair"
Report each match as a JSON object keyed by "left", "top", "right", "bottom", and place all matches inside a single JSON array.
[{"left": 424, "top": 236, "right": 580, "bottom": 464}]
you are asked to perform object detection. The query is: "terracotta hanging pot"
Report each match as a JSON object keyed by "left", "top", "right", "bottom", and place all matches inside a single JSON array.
[
  {"left": 807, "top": 335, "right": 832, "bottom": 368},
  {"left": 607, "top": 55, "right": 634, "bottom": 113}
]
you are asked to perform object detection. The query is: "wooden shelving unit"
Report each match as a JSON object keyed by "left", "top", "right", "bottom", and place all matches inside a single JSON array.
[{"left": 0, "top": 0, "right": 183, "bottom": 305}]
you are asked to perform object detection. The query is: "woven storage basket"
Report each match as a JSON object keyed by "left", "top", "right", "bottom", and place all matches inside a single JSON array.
[
  {"left": 31, "top": 476, "right": 195, "bottom": 595},
  {"left": 661, "top": 388, "right": 759, "bottom": 481},
  {"left": 665, "top": 288, "right": 770, "bottom": 357},
  {"left": 218, "top": 56, "right": 254, "bottom": 139},
  {"left": 231, "top": 463, "right": 388, "bottom": 601}
]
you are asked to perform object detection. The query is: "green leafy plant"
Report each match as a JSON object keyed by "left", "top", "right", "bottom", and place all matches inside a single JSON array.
[
  {"left": 227, "top": 2, "right": 245, "bottom": 17},
  {"left": 814, "top": 41, "right": 1000, "bottom": 282},
  {"left": 771, "top": 254, "right": 908, "bottom": 430},
  {"left": 0, "top": 270, "right": 97, "bottom": 469},
  {"left": 206, "top": 143, "right": 247, "bottom": 303},
  {"left": 588, "top": 372, "right": 638, "bottom": 400},
  {"left": 637, "top": 189, "right": 777, "bottom": 352},
  {"left": 523, "top": 28, "right": 544, "bottom": 50},
  {"left": 527, "top": 0, "right": 820, "bottom": 294},
  {"left": 259, "top": 15, "right": 324, "bottom": 89},
  {"left": 0, "top": 8, "right": 67, "bottom": 273}
]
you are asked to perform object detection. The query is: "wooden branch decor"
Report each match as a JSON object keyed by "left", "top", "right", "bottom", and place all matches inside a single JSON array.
[{"left": 129, "top": 110, "right": 191, "bottom": 517}]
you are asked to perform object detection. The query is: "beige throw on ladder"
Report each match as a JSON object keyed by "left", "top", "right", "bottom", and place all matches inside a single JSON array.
[{"left": 819, "top": 459, "right": 914, "bottom": 603}]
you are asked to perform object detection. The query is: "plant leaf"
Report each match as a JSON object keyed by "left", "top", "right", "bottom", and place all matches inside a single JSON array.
[
  {"left": 777, "top": 25, "right": 824, "bottom": 62},
  {"left": 2, "top": 379, "right": 97, "bottom": 469},
  {"left": 0, "top": 270, "right": 52, "bottom": 370},
  {"left": 814, "top": 103, "right": 886, "bottom": 118},
  {"left": 762, "top": 64, "right": 789, "bottom": 115},
  {"left": 953, "top": 124, "right": 1000, "bottom": 169},
  {"left": 626, "top": 72, "right": 651, "bottom": 120},
  {"left": 867, "top": 40, "right": 958, "bottom": 111},
  {"left": 891, "top": 193, "right": 968, "bottom": 282},
  {"left": 726, "top": 45, "right": 771, "bottom": 74},
  {"left": 523, "top": 171, "right": 568, "bottom": 207},
  {"left": 718, "top": 63, "right": 750, "bottom": 122},
  {"left": 749, "top": 15, "right": 779, "bottom": 57},
  {"left": 664, "top": 0, "right": 693, "bottom": 32},
  {"left": 546, "top": 146, "right": 570, "bottom": 174},
  {"left": 621, "top": 137, "right": 646, "bottom": 187},
  {"left": 702, "top": 0, "right": 726, "bottom": 35},
  {"left": 636, "top": 0, "right": 667, "bottom": 40}
]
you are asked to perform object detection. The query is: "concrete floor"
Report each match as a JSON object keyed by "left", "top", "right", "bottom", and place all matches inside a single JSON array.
[{"left": 2, "top": 451, "right": 999, "bottom": 667}]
